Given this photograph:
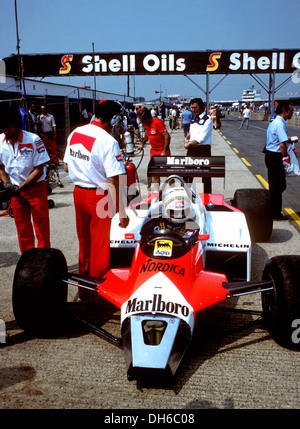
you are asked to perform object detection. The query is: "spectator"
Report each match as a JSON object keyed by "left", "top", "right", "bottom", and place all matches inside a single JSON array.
[
  {"left": 38, "top": 105, "right": 59, "bottom": 164},
  {"left": 28, "top": 103, "right": 38, "bottom": 133},
  {"left": 172, "top": 107, "right": 178, "bottom": 130},
  {"left": 239, "top": 105, "right": 251, "bottom": 129},
  {"left": 181, "top": 106, "right": 192, "bottom": 137},
  {"left": 18, "top": 98, "right": 28, "bottom": 130}
]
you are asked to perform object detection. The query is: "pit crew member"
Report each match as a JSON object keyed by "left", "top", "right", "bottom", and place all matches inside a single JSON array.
[
  {"left": 137, "top": 107, "right": 171, "bottom": 191},
  {"left": 64, "top": 100, "right": 129, "bottom": 298},
  {"left": 0, "top": 105, "right": 51, "bottom": 253},
  {"left": 184, "top": 98, "right": 213, "bottom": 193}
]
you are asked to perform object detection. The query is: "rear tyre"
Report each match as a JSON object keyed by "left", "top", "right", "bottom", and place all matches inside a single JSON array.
[
  {"left": 232, "top": 188, "right": 273, "bottom": 242},
  {"left": 262, "top": 256, "right": 300, "bottom": 349},
  {"left": 13, "top": 248, "right": 68, "bottom": 336}
]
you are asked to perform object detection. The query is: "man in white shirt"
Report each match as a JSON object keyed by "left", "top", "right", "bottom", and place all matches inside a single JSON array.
[
  {"left": 38, "top": 105, "right": 59, "bottom": 164},
  {"left": 0, "top": 105, "right": 51, "bottom": 253},
  {"left": 264, "top": 101, "right": 297, "bottom": 219},
  {"left": 151, "top": 107, "right": 156, "bottom": 117},
  {"left": 184, "top": 98, "right": 213, "bottom": 193},
  {"left": 64, "top": 100, "right": 129, "bottom": 297},
  {"left": 239, "top": 106, "right": 251, "bottom": 129}
]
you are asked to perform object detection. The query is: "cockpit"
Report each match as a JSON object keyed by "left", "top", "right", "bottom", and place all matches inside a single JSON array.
[{"left": 139, "top": 176, "right": 205, "bottom": 259}]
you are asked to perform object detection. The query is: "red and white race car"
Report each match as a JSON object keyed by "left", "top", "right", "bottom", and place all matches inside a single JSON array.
[{"left": 12, "top": 156, "right": 300, "bottom": 381}]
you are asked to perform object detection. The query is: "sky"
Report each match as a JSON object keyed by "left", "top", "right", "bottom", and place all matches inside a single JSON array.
[{"left": 1, "top": 0, "right": 300, "bottom": 102}]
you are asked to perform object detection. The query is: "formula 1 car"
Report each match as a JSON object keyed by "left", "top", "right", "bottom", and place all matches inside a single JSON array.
[{"left": 12, "top": 156, "right": 300, "bottom": 381}]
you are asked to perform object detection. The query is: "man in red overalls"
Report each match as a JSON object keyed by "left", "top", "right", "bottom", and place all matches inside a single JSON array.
[
  {"left": 0, "top": 105, "right": 51, "bottom": 253},
  {"left": 137, "top": 107, "right": 171, "bottom": 191},
  {"left": 64, "top": 100, "right": 129, "bottom": 299}
]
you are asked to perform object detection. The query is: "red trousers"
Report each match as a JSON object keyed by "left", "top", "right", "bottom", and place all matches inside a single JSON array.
[
  {"left": 150, "top": 148, "right": 171, "bottom": 157},
  {"left": 42, "top": 133, "right": 59, "bottom": 164},
  {"left": 73, "top": 186, "right": 113, "bottom": 279},
  {"left": 11, "top": 181, "right": 50, "bottom": 253}
]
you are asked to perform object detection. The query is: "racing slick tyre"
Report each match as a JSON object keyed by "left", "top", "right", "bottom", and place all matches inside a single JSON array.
[
  {"left": 232, "top": 188, "right": 273, "bottom": 242},
  {"left": 262, "top": 256, "right": 300, "bottom": 349},
  {"left": 12, "top": 248, "right": 68, "bottom": 336}
]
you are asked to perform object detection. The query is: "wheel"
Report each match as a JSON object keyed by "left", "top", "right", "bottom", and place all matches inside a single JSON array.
[
  {"left": 232, "top": 188, "right": 273, "bottom": 242},
  {"left": 12, "top": 248, "right": 68, "bottom": 336},
  {"left": 262, "top": 256, "right": 300, "bottom": 349}
]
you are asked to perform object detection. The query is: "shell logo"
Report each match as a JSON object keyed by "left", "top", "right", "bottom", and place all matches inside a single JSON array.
[
  {"left": 59, "top": 54, "right": 73, "bottom": 74},
  {"left": 206, "top": 52, "right": 222, "bottom": 72}
]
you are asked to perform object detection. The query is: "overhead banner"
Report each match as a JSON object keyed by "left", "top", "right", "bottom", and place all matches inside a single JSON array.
[{"left": 3, "top": 50, "right": 300, "bottom": 77}]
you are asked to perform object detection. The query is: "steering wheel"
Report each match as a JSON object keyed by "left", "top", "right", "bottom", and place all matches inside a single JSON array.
[
  {"left": 160, "top": 175, "right": 186, "bottom": 191},
  {"left": 146, "top": 229, "right": 187, "bottom": 247}
]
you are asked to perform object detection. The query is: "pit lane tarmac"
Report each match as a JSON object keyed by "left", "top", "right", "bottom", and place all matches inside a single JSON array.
[{"left": 0, "top": 123, "right": 299, "bottom": 410}]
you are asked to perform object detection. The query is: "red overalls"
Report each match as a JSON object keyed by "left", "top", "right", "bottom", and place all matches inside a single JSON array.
[
  {"left": 11, "top": 181, "right": 50, "bottom": 253},
  {"left": 64, "top": 121, "right": 125, "bottom": 300},
  {"left": 73, "top": 186, "right": 112, "bottom": 278}
]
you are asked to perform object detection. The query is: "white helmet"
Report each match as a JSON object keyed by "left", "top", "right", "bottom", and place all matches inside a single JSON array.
[{"left": 162, "top": 187, "right": 192, "bottom": 224}]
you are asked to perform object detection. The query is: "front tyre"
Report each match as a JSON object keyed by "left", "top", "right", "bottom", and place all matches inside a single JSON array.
[
  {"left": 262, "top": 256, "right": 300, "bottom": 349},
  {"left": 13, "top": 248, "right": 68, "bottom": 336}
]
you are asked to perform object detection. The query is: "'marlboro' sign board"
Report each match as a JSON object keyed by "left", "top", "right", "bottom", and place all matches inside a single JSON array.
[{"left": 3, "top": 50, "right": 300, "bottom": 77}]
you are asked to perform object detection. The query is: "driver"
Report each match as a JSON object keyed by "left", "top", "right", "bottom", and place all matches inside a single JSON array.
[
  {"left": 142, "top": 186, "right": 199, "bottom": 238},
  {"left": 161, "top": 187, "right": 193, "bottom": 234}
]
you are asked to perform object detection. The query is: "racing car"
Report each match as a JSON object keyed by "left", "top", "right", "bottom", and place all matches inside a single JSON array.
[{"left": 12, "top": 156, "right": 300, "bottom": 381}]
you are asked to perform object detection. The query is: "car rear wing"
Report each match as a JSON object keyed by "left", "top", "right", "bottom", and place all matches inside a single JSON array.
[{"left": 147, "top": 156, "right": 225, "bottom": 178}]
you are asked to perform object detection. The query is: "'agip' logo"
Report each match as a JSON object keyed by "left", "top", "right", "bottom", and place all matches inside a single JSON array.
[
  {"left": 154, "top": 239, "right": 173, "bottom": 257},
  {"left": 206, "top": 52, "right": 222, "bottom": 72},
  {"left": 59, "top": 54, "right": 73, "bottom": 74}
]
